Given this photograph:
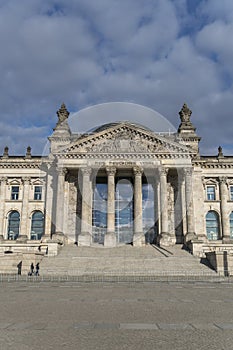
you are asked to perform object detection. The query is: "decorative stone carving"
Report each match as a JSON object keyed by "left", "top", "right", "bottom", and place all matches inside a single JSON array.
[
  {"left": 218, "top": 146, "right": 224, "bottom": 158},
  {"left": 133, "top": 166, "right": 143, "bottom": 176},
  {"left": 60, "top": 123, "right": 192, "bottom": 160},
  {"left": 80, "top": 167, "right": 92, "bottom": 176},
  {"left": 219, "top": 176, "right": 227, "bottom": 184},
  {"left": 56, "top": 167, "right": 68, "bottom": 176},
  {"left": 106, "top": 166, "right": 116, "bottom": 176},
  {"left": 25, "top": 146, "right": 31, "bottom": 158},
  {"left": 179, "top": 103, "right": 192, "bottom": 123},
  {"left": 56, "top": 103, "right": 69, "bottom": 125},
  {"left": 3, "top": 146, "right": 9, "bottom": 158},
  {"left": 22, "top": 177, "right": 31, "bottom": 185}
]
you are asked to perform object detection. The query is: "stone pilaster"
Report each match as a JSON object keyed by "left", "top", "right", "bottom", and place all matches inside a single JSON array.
[
  {"left": 133, "top": 166, "right": 144, "bottom": 246},
  {"left": 159, "top": 167, "right": 174, "bottom": 246},
  {"left": 78, "top": 167, "right": 92, "bottom": 246},
  {"left": 55, "top": 167, "right": 67, "bottom": 235},
  {"left": 105, "top": 166, "right": 116, "bottom": 247},
  {"left": 219, "top": 177, "right": 230, "bottom": 242},
  {"left": 0, "top": 177, "right": 7, "bottom": 240},
  {"left": 184, "top": 168, "right": 196, "bottom": 242},
  {"left": 44, "top": 164, "right": 54, "bottom": 240},
  {"left": 17, "top": 177, "right": 31, "bottom": 242},
  {"left": 153, "top": 177, "right": 160, "bottom": 243}
]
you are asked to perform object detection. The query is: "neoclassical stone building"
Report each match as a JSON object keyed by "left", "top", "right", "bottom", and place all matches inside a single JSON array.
[{"left": 1, "top": 103, "right": 233, "bottom": 256}]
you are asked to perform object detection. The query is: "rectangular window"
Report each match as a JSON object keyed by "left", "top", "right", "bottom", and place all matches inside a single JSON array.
[
  {"left": 11, "top": 186, "right": 19, "bottom": 200},
  {"left": 34, "top": 186, "right": 42, "bottom": 200},
  {"left": 230, "top": 186, "right": 233, "bottom": 201},
  {"left": 207, "top": 186, "right": 216, "bottom": 200}
]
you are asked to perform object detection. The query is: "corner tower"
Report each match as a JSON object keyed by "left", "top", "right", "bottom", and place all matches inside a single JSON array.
[{"left": 177, "top": 103, "right": 201, "bottom": 154}]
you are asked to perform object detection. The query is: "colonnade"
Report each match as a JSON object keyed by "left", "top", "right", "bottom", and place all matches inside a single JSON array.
[{"left": 52, "top": 165, "right": 196, "bottom": 247}]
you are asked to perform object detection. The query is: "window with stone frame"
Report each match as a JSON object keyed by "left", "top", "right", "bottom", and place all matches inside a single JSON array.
[
  {"left": 230, "top": 186, "right": 233, "bottom": 201},
  {"left": 206, "top": 210, "right": 220, "bottom": 240},
  {"left": 34, "top": 186, "right": 42, "bottom": 200},
  {"left": 206, "top": 186, "right": 216, "bottom": 201},
  {"left": 230, "top": 212, "right": 233, "bottom": 238},
  {"left": 11, "top": 186, "right": 19, "bottom": 200}
]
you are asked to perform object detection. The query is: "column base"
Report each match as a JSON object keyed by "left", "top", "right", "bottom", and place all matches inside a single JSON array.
[
  {"left": 159, "top": 232, "right": 176, "bottom": 247},
  {"left": 184, "top": 232, "right": 197, "bottom": 243},
  {"left": 222, "top": 236, "right": 232, "bottom": 244},
  {"left": 0, "top": 235, "right": 4, "bottom": 242},
  {"left": 41, "top": 235, "right": 53, "bottom": 243},
  {"left": 78, "top": 232, "right": 92, "bottom": 246},
  {"left": 104, "top": 232, "right": 116, "bottom": 247},
  {"left": 16, "top": 235, "right": 28, "bottom": 243},
  {"left": 133, "top": 232, "right": 145, "bottom": 247},
  {"left": 52, "top": 232, "right": 68, "bottom": 245}
]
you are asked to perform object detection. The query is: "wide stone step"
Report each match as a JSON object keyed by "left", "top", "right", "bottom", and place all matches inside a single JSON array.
[{"left": 39, "top": 244, "right": 216, "bottom": 276}]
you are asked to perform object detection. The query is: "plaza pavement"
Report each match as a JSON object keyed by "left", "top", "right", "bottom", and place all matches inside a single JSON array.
[{"left": 0, "top": 281, "right": 233, "bottom": 349}]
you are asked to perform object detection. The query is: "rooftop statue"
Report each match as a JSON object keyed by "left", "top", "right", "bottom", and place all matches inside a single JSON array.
[
  {"left": 56, "top": 103, "right": 70, "bottom": 125},
  {"left": 179, "top": 103, "right": 192, "bottom": 123}
]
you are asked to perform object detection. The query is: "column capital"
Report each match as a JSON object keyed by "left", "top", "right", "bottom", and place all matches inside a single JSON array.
[
  {"left": 56, "top": 167, "right": 68, "bottom": 176},
  {"left": 22, "top": 176, "right": 31, "bottom": 185},
  {"left": 133, "top": 166, "right": 143, "bottom": 176},
  {"left": 106, "top": 166, "right": 116, "bottom": 176},
  {"left": 158, "top": 167, "right": 168, "bottom": 176},
  {"left": 0, "top": 176, "right": 7, "bottom": 183},
  {"left": 219, "top": 176, "right": 227, "bottom": 184},
  {"left": 80, "top": 167, "right": 92, "bottom": 176},
  {"left": 183, "top": 167, "right": 193, "bottom": 177}
]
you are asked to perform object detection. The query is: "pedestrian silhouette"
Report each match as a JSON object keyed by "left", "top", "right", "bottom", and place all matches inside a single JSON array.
[
  {"left": 17, "top": 261, "right": 22, "bottom": 275},
  {"left": 35, "top": 263, "right": 40, "bottom": 276},
  {"left": 30, "top": 263, "right": 34, "bottom": 275}
]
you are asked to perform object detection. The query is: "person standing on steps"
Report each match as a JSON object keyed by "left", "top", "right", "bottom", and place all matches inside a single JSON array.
[
  {"left": 30, "top": 263, "right": 34, "bottom": 276},
  {"left": 35, "top": 262, "right": 40, "bottom": 276}
]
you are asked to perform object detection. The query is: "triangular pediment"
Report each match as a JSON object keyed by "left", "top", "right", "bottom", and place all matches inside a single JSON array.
[{"left": 56, "top": 122, "right": 193, "bottom": 158}]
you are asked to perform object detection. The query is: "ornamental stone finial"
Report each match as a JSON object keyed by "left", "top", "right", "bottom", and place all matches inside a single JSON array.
[
  {"left": 179, "top": 103, "right": 192, "bottom": 123},
  {"left": 3, "top": 146, "right": 9, "bottom": 158},
  {"left": 26, "top": 146, "right": 31, "bottom": 158},
  {"left": 56, "top": 103, "right": 70, "bottom": 125},
  {"left": 218, "top": 145, "right": 224, "bottom": 158}
]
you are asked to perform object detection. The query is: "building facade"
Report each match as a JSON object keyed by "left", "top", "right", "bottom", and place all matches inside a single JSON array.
[{"left": 1, "top": 103, "right": 233, "bottom": 254}]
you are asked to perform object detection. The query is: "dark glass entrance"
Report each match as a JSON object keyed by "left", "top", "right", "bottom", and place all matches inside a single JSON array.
[
  {"left": 92, "top": 178, "right": 107, "bottom": 244},
  {"left": 115, "top": 177, "right": 134, "bottom": 243},
  {"left": 142, "top": 181, "right": 155, "bottom": 244}
]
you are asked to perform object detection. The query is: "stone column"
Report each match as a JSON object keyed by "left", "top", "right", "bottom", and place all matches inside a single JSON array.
[
  {"left": 133, "top": 166, "right": 144, "bottom": 246},
  {"left": 55, "top": 167, "right": 67, "bottom": 235},
  {"left": 219, "top": 176, "right": 230, "bottom": 242},
  {"left": 180, "top": 173, "right": 187, "bottom": 237},
  {"left": 18, "top": 177, "right": 31, "bottom": 242},
  {"left": 153, "top": 177, "right": 160, "bottom": 244},
  {"left": 78, "top": 167, "right": 92, "bottom": 246},
  {"left": 44, "top": 164, "right": 54, "bottom": 240},
  {"left": 159, "top": 167, "right": 172, "bottom": 246},
  {"left": 0, "top": 177, "right": 7, "bottom": 241},
  {"left": 105, "top": 166, "right": 116, "bottom": 247},
  {"left": 184, "top": 168, "right": 196, "bottom": 242}
]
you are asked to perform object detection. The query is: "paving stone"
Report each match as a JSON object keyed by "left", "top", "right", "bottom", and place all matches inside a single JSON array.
[
  {"left": 191, "top": 323, "right": 220, "bottom": 330},
  {"left": 158, "top": 323, "right": 194, "bottom": 330},
  {"left": 94, "top": 323, "right": 119, "bottom": 329},
  {"left": 73, "top": 323, "right": 94, "bottom": 329},
  {"left": 214, "top": 323, "right": 233, "bottom": 330},
  {"left": 0, "top": 323, "right": 13, "bottom": 329},
  {"left": 120, "top": 323, "right": 158, "bottom": 330}
]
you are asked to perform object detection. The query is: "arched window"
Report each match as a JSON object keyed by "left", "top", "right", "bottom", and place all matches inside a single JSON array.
[
  {"left": 8, "top": 211, "right": 20, "bottom": 240},
  {"left": 206, "top": 211, "right": 220, "bottom": 240},
  {"left": 230, "top": 212, "right": 233, "bottom": 239},
  {"left": 31, "top": 211, "right": 44, "bottom": 240}
]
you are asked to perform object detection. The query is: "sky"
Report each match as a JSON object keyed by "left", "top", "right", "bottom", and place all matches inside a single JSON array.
[{"left": 0, "top": 0, "right": 233, "bottom": 155}]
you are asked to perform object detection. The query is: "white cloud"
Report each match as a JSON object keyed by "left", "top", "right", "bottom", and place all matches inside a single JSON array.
[{"left": 0, "top": 0, "right": 232, "bottom": 155}]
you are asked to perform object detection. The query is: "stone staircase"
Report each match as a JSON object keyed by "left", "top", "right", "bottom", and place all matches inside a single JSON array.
[{"left": 39, "top": 244, "right": 217, "bottom": 277}]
